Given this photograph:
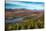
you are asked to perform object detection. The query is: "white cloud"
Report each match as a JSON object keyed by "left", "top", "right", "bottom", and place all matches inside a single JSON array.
[
  {"left": 6, "top": 0, "right": 44, "bottom": 10},
  {"left": 6, "top": 2, "right": 44, "bottom": 10}
]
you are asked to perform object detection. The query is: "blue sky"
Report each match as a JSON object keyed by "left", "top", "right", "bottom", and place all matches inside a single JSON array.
[{"left": 6, "top": 0, "right": 44, "bottom": 10}]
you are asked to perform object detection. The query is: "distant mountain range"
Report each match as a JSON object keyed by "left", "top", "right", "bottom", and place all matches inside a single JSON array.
[
  {"left": 5, "top": 9, "right": 44, "bottom": 17},
  {"left": 5, "top": 8, "right": 44, "bottom": 12}
]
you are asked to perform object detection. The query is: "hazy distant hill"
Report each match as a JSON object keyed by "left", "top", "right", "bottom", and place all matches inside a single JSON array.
[{"left": 5, "top": 9, "right": 44, "bottom": 18}]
